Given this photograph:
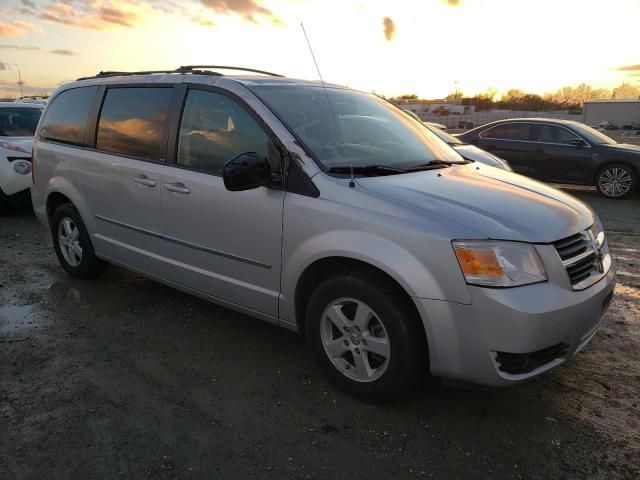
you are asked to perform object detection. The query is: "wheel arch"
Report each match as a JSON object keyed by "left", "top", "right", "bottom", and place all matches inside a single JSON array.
[
  {"left": 43, "top": 177, "right": 95, "bottom": 232},
  {"left": 293, "top": 256, "right": 430, "bottom": 356}
]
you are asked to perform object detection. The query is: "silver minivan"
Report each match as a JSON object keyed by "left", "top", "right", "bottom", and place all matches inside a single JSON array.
[{"left": 31, "top": 67, "right": 616, "bottom": 401}]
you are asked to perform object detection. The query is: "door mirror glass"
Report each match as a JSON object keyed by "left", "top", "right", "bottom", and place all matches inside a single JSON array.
[
  {"left": 222, "top": 152, "right": 272, "bottom": 191},
  {"left": 570, "top": 138, "right": 588, "bottom": 149}
]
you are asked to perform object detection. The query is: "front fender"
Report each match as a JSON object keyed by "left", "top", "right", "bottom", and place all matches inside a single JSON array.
[{"left": 279, "top": 229, "right": 471, "bottom": 325}]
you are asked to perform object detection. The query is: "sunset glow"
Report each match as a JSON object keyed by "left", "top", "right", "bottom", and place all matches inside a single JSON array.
[{"left": 1, "top": 0, "right": 639, "bottom": 98}]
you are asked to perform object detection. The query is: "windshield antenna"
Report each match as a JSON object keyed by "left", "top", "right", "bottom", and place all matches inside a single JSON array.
[{"left": 300, "top": 23, "right": 354, "bottom": 188}]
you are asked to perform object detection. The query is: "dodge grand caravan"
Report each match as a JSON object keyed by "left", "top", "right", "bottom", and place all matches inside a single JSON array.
[{"left": 31, "top": 66, "right": 616, "bottom": 401}]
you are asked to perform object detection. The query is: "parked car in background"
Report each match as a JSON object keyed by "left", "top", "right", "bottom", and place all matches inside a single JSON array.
[
  {"left": 423, "top": 123, "right": 512, "bottom": 171},
  {"left": 402, "top": 110, "right": 448, "bottom": 131},
  {"left": 32, "top": 68, "right": 615, "bottom": 400},
  {"left": 424, "top": 121, "right": 447, "bottom": 131},
  {"left": 458, "top": 118, "right": 640, "bottom": 199},
  {"left": 0, "top": 102, "right": 43, "bottom": 209}
]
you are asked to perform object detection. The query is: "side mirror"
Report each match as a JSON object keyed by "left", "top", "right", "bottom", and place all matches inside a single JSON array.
[
  {"left": 570, "top": 139, "right": 588, "bottom": 149},
  {"left": 222, "top": 152, "right": 272, "bottom": 191}
]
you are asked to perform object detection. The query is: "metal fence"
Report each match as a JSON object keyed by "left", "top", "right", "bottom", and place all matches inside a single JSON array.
[{"left": 420, "top": 111, "right": 583, "bottom": 130}]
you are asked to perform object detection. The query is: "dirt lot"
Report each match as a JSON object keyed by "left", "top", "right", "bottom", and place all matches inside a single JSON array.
[{"left": 1, "top": 189, "right": 639, "bottom": 480}]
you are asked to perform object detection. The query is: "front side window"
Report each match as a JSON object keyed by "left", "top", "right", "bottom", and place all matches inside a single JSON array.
[
  {"left": 177, "top": 89, "right": 271, "bottom": 173},
  {"left": 0, "top": 107, "right": 43, "bottom": 137},
  {"left": 39, "top": 86, "right": 98, "bottom": 145},
  {"left": 536, "top": 125, "right": 579, "bottom": 144},
  {"left": 248, "top": 85, "right": 464, "bottom": 171},
  {"left": 481, "top": 123, "right": 531, "bottom": 141},
  {"left": 96, "top": 87, "right": 173, "bottom": 160}
]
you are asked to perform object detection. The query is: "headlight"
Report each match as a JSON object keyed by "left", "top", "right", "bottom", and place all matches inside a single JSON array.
[
  {"left": 453, "top": 241, "right": 546, "bottom": 287},
  {"left": 13, "top": 160, "right": 32, "bottom": 175}
]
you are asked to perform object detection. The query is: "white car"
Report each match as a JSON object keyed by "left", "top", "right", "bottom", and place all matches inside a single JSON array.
[{"left": 0, "top": 102, "right": 44, "bottom": 209}]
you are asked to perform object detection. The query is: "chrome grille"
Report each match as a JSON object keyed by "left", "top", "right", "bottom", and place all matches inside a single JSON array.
[{"left": 553, "top": 227, "right": 606, "bottom": 289}]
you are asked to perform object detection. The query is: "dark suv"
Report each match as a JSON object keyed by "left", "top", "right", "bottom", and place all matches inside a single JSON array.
[{"left": 458, "top": 118, "right": 640, "bottom": 198}]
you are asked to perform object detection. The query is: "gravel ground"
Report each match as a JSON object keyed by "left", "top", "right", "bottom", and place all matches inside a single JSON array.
[{"left": 1, "top": 188, "right": 639, "bottom": 480}]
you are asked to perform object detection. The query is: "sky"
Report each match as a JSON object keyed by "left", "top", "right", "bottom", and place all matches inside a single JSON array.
[{"left": 0, "top": 0, "right": 639, "bottom": 99}]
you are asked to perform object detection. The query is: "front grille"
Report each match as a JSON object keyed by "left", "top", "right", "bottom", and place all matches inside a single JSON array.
[
  {"left": 553, "top": 227, "right": 604, "bottom": 288},
  {"left": 495, "top": 343, "right": 570, "bottom": 374}
]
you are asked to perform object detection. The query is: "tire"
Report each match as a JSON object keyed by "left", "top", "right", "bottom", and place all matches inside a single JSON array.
[
  {"left": 305, "top": 273, "right": 427, "bottom": 402},
  {"left": 596, "top": 163, "right": 636, "bottom": 199},
  {"left": 51, "top": 203, "right": 107, "bottom": 279}
]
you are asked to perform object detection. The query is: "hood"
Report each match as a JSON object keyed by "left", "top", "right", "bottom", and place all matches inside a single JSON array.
[
  {"left": 0, "top": 136, "right": 34, "bottom": 154},
  {"left": 452, "top": 144, "right": 511, "bottom": 170},
  {"left": 600, "top": 143, "right": 640, "bottom": 155},
  {"left": 357, "top": 164, "right": 593, "bottom": 243}
]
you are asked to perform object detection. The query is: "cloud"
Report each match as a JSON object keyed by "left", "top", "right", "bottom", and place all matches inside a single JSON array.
[
  {"left": 40, "top": 1, "right": 142, "bottom": 30},
  {"left": 49, "top": 48, "right": 76, "bottom": 55},
  {"left": 0, "top": 62, "right": 8, "bottom": 71},
  {"left": 0, "top": 44, "right": 77, "bottom": 55},
  {"left": 614, "top": 64, "right": 640, "bottom": 71},
  {"left": 199, "top": 0, "right": 283, "bottom": 25},
  {"left": 192, "top": 15, "right": 215, "bottom": 27},
  {"left": 0, "top": 44, "right": 39, "bottom": 51},
  {"left": 0, "top": 20, "right": 42, "bottom": 37},
  {"left": 382, "top": 16, "right": 396, "bottom": 41}
]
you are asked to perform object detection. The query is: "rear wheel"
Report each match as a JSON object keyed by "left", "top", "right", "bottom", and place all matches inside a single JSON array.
[
  {"left": 596, "top": 164, "right": 636, "bottom": 199},
  {"left": 305, "top": 273, "right": 427, "bottom": 402},
  {"left": 51, "top": 203, "right": 107, "bottom": 278}
]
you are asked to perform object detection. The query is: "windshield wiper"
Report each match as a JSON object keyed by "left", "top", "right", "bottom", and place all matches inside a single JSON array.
[
  {"left": 328, "top": 164, "right": 407, "bottom": 176},
  {"left": 406, "top": 159, "right": 469, "bottom": 171}
]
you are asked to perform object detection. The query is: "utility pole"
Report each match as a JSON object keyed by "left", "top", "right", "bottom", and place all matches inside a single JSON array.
[{"left": 17, "top": 70, "right": 24, "bottom": 98}]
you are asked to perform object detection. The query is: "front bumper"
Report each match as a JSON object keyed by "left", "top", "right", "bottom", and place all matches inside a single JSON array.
[{"left": 415, "top": 245, "right": 616, "bottom": 386}]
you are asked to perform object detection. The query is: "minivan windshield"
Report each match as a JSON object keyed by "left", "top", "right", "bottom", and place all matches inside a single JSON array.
[
  {"left": 249, "top": 85, "right": 466, "bottom": 173},
  {"left": 569, "top": 123, "right": 617, "bottom": 145},
  {"left": 0, "top": 107, "right": 43, "bottom": 137}
]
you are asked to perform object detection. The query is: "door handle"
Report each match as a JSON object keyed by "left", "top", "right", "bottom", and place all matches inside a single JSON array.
[
  {"left": 164, "top": 182, "right": 191, "bottom": 194},
  {"left": 133, "top": 175, "right": 156, "bottom": 187}
]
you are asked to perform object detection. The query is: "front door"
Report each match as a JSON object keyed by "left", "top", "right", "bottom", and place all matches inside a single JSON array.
[
  {"left": 159, "top": 88, "right": 285, "bottom": 317},
  {"left": 529, "top": 124, "right": 594, "bottom": 184}
]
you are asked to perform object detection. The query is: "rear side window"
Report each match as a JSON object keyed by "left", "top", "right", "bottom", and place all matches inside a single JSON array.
[
  {"left": 96, "top": 87, "right": 173, "bottom": 160},
  {"left": 0, "top": 107, "right": 42, "bottom": 137},
  {"left": 481, "top": 123, "right": 531, "bottom": 141},
  {"left": 39, "top": 86, "right": 98, "bottom": 145},
  {"left": 176, "top": 89, "right": 270, "bottom": 173}
]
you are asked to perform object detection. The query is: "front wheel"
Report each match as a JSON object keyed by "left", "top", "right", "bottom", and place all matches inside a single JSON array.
[
  {"left": 305, "top": 273, "right": 427, "bottom": 402},
  {"left": 596, "top": 164, "right": 636, "bottom": 199}
]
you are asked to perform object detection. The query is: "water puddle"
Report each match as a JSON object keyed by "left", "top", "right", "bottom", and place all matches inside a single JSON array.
[{"left": 0, "top": 303, "right": 40, "bottom": 335}]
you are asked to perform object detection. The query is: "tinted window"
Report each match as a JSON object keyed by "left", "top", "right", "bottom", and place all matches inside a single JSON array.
[
  {"left": 482, "top": 123, "right": 531, "bottom": 141},
  {"left": 536, "top": 125, "right": 579, "bottom": 144},
  {"left": 177, "top": 89, "right": 271, "bottom": 173},
  {"left": 96, "top": 87, "right": 173, "bottom": 160},
  {"left": 39, "top": 87, "right": 97, "bottom": 145},
  {"left": 0, "top": 107, "right": 43, "bottom": 137}
]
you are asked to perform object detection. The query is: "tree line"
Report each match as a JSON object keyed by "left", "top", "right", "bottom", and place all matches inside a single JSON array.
[{"left": 392, "top": 82, "right": 640, "bottom": 112}]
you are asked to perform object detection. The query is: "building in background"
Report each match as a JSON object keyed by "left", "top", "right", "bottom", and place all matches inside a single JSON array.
[{"left": 583, "top": 99, "right": 640, "bottom": 127}]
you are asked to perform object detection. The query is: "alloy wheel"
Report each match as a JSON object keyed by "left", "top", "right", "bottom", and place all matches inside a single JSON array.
[
  {"left": 599, "top": 167, "right": 633, "bottom": 198},
  {"left": 57, "top": 217, "right": 82, "bottom": 267},
  {"left": 320, "top": 297, "right": 391, "bottom": 382}
]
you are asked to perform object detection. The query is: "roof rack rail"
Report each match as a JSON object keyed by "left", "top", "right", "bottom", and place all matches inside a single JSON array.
[
  {"left": 76, "top": 65, "right": 283, "bottom": 81},
  {"left": 178, "top": 65, "right": 283, "bottom": 77}
]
